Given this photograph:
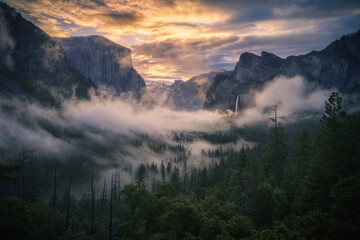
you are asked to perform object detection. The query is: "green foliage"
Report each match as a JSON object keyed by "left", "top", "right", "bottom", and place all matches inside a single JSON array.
[
  {"left": 304, "top": 92, "right": 349, "bottom": 211},
  {"left": 262, "top": 118, "right": 288, "bottom": 185},
  {"left": 252, "top": 183, "right": 273, "bottom": 229},
  {"left": 0, "top": 92, "right": 359, "bottom": 239},
  {"left": 135, "top": 164, "right": 146, "bottom": 187},
  {"left": 161, "top": 197, "right": 203, "bottom": 239},
  {"left": 225, "top": 215, "right": 255, "bottom": 239},
  {"left": 156, "top": 183, "right": 176, "bottom": 198},
  {"left": 0, "top": 197, "right": 39, "bottom": 239},
  {"left": 120, "top": 185, "right": 148, "bottom": 215},
  {"left": 170, "top": 165, "right": 182, "bottom": 194},
  {"left": 257, "top": 222, "right": 300, "bottom": 240}
]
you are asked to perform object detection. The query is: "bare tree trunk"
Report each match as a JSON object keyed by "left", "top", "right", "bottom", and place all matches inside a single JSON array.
[
  {"left": 109, "top": 174, "right": 113, "bottom": 240},
  {"left": 53, "top": 156, "right": 57, "bottom": 208},
  {"left": 91, "top": 170, "right": 95, "bottom": 236},
  {"left": 101, "top": 179, "right": 106, "bottom": 211},
  {"left": 183, "top": 158, "right": 187, "bottom": 194},
  {"left": 152, "top": 175, "right": 155, "bottom": 194},
  {"left": 113, "top": 173, "right": 117, "bottom": 201},
  {"left": 65, "top": 180, "right": 71, "bottom": 230},
  {"left": 117, "top": 172, "right": 121, "bottom": 202}
]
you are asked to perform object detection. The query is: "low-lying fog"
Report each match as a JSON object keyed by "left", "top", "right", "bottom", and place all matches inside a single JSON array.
[{"left": 0, "top": 75, "right": 336, "bottom": 192}]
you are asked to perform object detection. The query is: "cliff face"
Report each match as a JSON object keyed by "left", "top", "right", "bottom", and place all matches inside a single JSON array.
[
  {"left": 204, "top": 30, "right": 360, "bottom": 111},
  {"left": 234, "top": 51, "right": 284, "bottom": 84},
  {"left": 0, "top": 3, "right": 95, "bottom": 106},
  {"left": 280, "top": 32, "right": 360, "bottom": 90},
  {"left": 54, "top": 36, "right": 146, "bottom": 95},
  {"left": 204, "top": 52, "right": 284, "bottom": 111}
]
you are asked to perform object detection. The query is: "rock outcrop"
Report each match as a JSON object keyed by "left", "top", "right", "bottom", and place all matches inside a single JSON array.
[
  {"left": 234, "top": 51, "right": 284, "bottom": 84},
  {"left": 54, "top": 36, "right": 146, "bottom": 95}
]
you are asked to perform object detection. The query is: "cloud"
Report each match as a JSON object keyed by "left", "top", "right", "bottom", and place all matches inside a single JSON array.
[
  {"left": 0, "top": 74, "right": 342, "bottom": 191},
  {"left": 132, "top": 36, "right": 240, "bottom": 80},
  {"left": 234, "top": 75, "right": 335, "bottom": 126},
  {"left": 81, "top": 10, "right": 144, "bottom": 29},
  {"left": 5, "top": 0, "right": 360, "bottom": 81},
  {"left": 65, "top": 96, "right": 229, "bottom": 136},
  {"left": 0, "top": 93, "right": 243, "bottom": 190}
]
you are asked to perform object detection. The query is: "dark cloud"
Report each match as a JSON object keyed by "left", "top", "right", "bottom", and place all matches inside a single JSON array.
[
  {"left": 202, "top": 0, "right": 360, "bottom": 23},
  {"left": 301, "top": 0, "right": 360, "bottom": 12},
  {"left": 89, "top": 11, "right": 143, "bottom": 27},
  {"left": 5, "top": 0, "right": 360, "bottom": 81}
]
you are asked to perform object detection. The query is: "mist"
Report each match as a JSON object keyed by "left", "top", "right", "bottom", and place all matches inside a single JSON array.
[
  {"left": 234, "top": 75, "right": 335, "bottom": 126},
  {"left": 0, "top": 94, "right": 242, "bottom": 191},
  {"left": 0, "top": 75, "right": 337, "bottom": 192}
]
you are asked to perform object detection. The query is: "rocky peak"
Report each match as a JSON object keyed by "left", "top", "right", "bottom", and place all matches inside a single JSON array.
[
  {"left": 171, "top": 80, "right": 185, "bottom": 88},
  {"left": 326, "top": 30, "right": 360, "bottom": 56},
  {"left": 234, "top": 51, "right": 282, "bottom": 84},
  {"left": 261, "top": 51, "right": 285, "bottom": 69},
  {"left": 238, "top": 52, "right": 261, "bottom": 68}
]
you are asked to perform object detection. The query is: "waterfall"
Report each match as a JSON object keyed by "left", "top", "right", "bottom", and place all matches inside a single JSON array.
[{"left": 235, "top": 95, "right": 240, "bottom": 113}]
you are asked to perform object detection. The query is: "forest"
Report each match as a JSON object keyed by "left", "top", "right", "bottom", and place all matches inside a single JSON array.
[{"left": 0, "top": 91, "right": 359, "bottom": 240}]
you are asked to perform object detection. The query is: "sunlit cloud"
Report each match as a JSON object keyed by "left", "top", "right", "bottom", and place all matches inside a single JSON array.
[{"left": 5, "top": 0, "right": 360, "bottom": 81}]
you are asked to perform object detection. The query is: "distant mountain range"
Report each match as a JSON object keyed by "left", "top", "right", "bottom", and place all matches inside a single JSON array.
[
  {"left": 144, "top": 70, "right": 231, "bottom": 110},
  {"left": 145, "top": 30, "right": 360, "bottom": 111},
  {"left": 1, "top": 2, "right": 359, "bottom": 111},
  {"left": 204, "top": 30, "right": 360, "bottom": 111}
]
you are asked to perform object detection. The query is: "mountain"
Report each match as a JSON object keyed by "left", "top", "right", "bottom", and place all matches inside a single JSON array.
[
  {"left": 0, "top": 3, "right": 95, "bottom": 106},
  {"left": 279, "top": 32, "right": 360, "bottom": 90},
  {"left": 54, "top": 36, "right": 146, "bottom": 96},
  {"left": 204, "top": 30, "right": 360, "bottom": 111},
  {"left": 144, "top": 70, "right": 232, "bottom": 110},
  {"left": 204, "top": 52, "right": 284, "bottom": 110}
]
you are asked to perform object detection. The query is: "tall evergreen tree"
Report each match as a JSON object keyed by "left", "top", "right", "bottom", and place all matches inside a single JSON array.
[
  {"left": 135, "top": 164, "right": 146, "bottom": 187},
  {"left": 160, "top": 161, "right": 165, "bottom": 184},
  {"left": 304, "top": 92, "right": 347, "bottom": 211},
  {"left": 283, "top": 129, "right": 312, "bottom": 214},
  {"left": 262, "top": 105, "right": 287, "bottom": 185},
  {"left": 170, "top": 166, "right": 182, "bottom": 194}
]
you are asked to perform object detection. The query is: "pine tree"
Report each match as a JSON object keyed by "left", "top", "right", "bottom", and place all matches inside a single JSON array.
[
  {"left": 304, "top": 92, "right": 347, "bottom": 211},
  {"left": 262, "top": 105, "right": 287, "bottom": 185},
  {"left": 160, "top": 161, "right": 165, "bottom": 184},
  {"left": 135, "top": 164, "right": 146, "bottom": 187},
  {"left": 170, "top": 166, "right": 182, "bottom": 194}
]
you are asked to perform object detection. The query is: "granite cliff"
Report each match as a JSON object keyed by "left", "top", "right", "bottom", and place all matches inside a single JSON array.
[
  {"left": 204, "top": 30, "right": 360, "bottom": 111},
  {"left": 54, "top": 36, "right": 145, "bottom": 95},
  {"left": 0, "top": 3, "right": 95, "bottom": 106}
]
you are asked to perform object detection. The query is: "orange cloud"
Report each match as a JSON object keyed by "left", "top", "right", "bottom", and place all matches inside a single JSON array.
[{"left": 6, "top": 0, "right": 360, "bottom": 82}]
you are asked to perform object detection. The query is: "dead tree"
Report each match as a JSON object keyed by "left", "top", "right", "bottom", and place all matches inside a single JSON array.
[
  {"left": 91, "top": 169, "right": 95, "bottom": 236},
  {"left": 109, "top": 174, "right": 113, "bottom": 240},
  {"left": 65, "top": 180, "right": 71, "bottom": 230},
  {"left": 101, "top": 179, "right": 106, "bottom": 211},
  {"left": 53, "top": 156, "right": 57, "bottom": 208}
]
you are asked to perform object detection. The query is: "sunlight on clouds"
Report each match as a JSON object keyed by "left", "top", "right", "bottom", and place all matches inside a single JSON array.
[{"left": 7, "top": 0, "right": 360, "bottom": 82}]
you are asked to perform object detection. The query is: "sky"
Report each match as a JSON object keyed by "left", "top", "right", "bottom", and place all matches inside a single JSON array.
[{"left": 3, "top": 0, "right": 360, "bottom": 82}]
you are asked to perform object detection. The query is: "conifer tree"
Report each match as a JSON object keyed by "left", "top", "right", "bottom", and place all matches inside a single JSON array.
[{"left": 262, "top": 105, "right": 287, "bottom": 185}]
